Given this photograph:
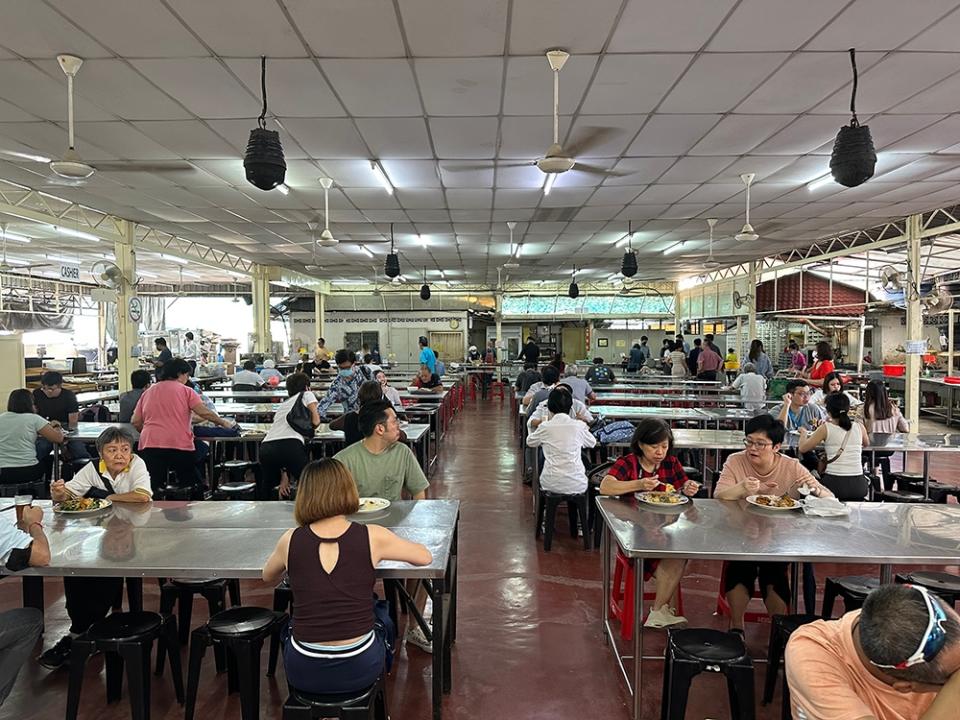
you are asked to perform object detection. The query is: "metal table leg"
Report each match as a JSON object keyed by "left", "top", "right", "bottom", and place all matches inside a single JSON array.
[
  {"left": 431, "top": 580, "right": 445, "bottom": 720},
  {"left": 632, "top": 554, "right": 645, "bottom": 720}
]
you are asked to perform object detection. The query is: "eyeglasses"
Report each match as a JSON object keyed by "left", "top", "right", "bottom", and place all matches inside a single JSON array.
[
  {"left": 743, "top": 438, "right": 773, "bottom": 449},
  {"left": 871, "top": 585, "right": 948, "bottom": 670}
]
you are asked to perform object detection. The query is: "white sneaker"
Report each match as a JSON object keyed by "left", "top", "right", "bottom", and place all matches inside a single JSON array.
[
  {"left": 644, "top": 604, "right": 688, "bottom": 629},
  {"left": 405, "top": 624, "right": 433, "bottom": 653}
]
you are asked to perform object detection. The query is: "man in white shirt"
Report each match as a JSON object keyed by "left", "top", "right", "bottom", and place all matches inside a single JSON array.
[
  {"left": 526, "top": 389, "right": 597, "bottom": 495},
  {"left": 182, "top": 331, "right": 200, "bottom": 376},
  {"left": 233, "top": 359, "right": 265, "bottom": 388},
  {"left": 527, "top": 389, "right": 594, "bottom": 431},
  {"left": 40, "top": 427, "right": 152, "bottom": 670},
  {"left": 730, "top": 362, "right": 767, "bottom": 411}
]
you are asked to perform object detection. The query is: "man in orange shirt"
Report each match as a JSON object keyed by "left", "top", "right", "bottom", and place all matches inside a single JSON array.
[{"left": 786, "top": 584, "right": 960, "bottom": 720}]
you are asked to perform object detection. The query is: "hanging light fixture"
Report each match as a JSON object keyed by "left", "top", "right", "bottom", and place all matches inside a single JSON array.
[
  {"left": 420, "top": 266, "right": 431, "bottom": 300},
  {"left": 244, "top": 56, "right": 286, "bottom": 191},
  {"left": 568, "top": 266, "right": 579, "bottom": 299},
  {"left": 830, "top": 48, "right": 876, "bottom": 188},
  {"left": 384, "top": 223, "right": 400, "bottom": 278},
  {"left": 703, "top": 218, "right": 720, "bottom": 269},
  {"left": 621, "top": 221, "right": 638, "bottom": 277},
  {"left": 734, "top": 173, "right": 758, "bottom": 242}
]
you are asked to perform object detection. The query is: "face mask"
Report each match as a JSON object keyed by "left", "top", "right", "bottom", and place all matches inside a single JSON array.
[{"left": 338, "top": 368, "right": 354, "bottom": 377}]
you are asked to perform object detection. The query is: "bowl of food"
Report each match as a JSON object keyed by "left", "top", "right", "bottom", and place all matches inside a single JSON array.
[
  {"left": 54, "top": 497, "right": 113, "bottom": 515},
  {"left": 356, "top": 497, "right": 391, "bottom": 514},
  {"left": 746, "top": 494, "right": 800, "bottom": 511},
  {"left": 636, "top": 491, "right": 689, "bottom": 506}
]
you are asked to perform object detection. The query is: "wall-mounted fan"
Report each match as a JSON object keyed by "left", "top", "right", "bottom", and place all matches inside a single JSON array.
[
  {"left": 879, "top": 265, "right": 904, "bottom": 293},
  {"left": 733, "top": 290, "right": 753, "bottom": 309},
  {"left": 90, "top": 260, "right": 124, "bottom": 289},
  {"left": 923, "top": 285, "right": 954, "bottom": 314}
]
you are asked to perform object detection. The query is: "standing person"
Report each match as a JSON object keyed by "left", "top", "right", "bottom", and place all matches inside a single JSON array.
[
  {"left": 806, "top": 341, "right": 836, "bottom": 388},
  {"left": 370, "top": 346, "right": 382, "bottom": 365},
  {"left": 466, "top": 345, "right": 481, "bottom": 362},
  {"left": 599, "top": 420, "right": 700, "bottom": 628},
  {"left": 704, "top": 333, "right": 717, "bottom": 353},
  {"left": 434, "top": 352, "right": 446, "bottom": 377},
  {"left": 417, "top": 336, "right": 437, "bottom": 374},
  {"left": 526, "top": 389, "right": 597, "bottom": 496},
  {"left": 696, "top": 340, "right": 723, "bottom": 381},
  {"left": 660, "top": 339, "right": 672, "bottom": 362},
  {"left": 153, "top": 337, "right": 173, "bottom": 379},
  {"left": 519, "top": 335, "right": 540, "bottom": 365},
  {"left": 259, "top": 372, "right": 320, "bottom": 500},
  {"left": 233, "top": 359, "right": 265, "bottom": 388},
  {"left": 132, "top": 358, "right": 233, "bottom": 493},
  {"left": 686, "top": 338, "right": 702, "bottom": 376},
  {"left": 262, "top": 458, "right": 432, "bottom": 696},
  {"left": 714, "top": 415, "right": 831, "bottom": 630},
  {"left": 724, "top": 347, "right": 740, "bottom": 382},
  {"left": 729, "top": 362, "right": 767, "bottom": 411},
  {"left": 0, "top": 389, "right": 64, "bottom": 486},
  {"left": 0, "top": 499, "right": 49, "bottom": 703},
  {"left": 789, "top": 341, "right": 807, "bottom": 374},
  {"left": 585, "top": 357, "right": 616, "bottom": 385},
  {"left": 638, "top": 336, "right": 651, "bottom": 364},
  {"left": 317, "top": 350, "right": 366, "bottom": 420},
  {"left": 118, "top": 370, "right": 151, "bottom": 423},
  {"left": 627, "top": 343, "right": 644, "bottom": 372},
  {"left": 182, "top": 331, "right": 200, "bottom": 376},
  {"left": 786, "top": 584, "right": 960, "bottom": 720},
  {"left": 32, "top": 371, "right": 89, "bottom": 467},
  {"left": 862, "top": 380, "right": 909, "bottom": 490},
  {"left": 799, "top": 393, "right": 869, "bottom": 501},
  {"left": 40, "top": 427, "right": 152, "bottom": 669},
  {"left": 748, "top": 339, "right": 774, "bottom": 380},
  {"left": 676, "top": 334, "right": 690, "bottom": 354},
  {"left": 668, "top": 341, "right": 687, "bottom": 378}
]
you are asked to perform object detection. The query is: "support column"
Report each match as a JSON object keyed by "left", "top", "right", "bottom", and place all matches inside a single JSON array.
[
  {"left": 495, "top": 293, "right": 503, "bottom": 360},
  {"left": 314, "top": 291, "right": 325, "bottom": 344},
  {"left": 251, "top": 265, "right": 272, "bottom": 353},
  {"left": 114, "top": 220, "right": 138, "bottom": 393},
  {"left": 948, "top": 308, "right": 955, "bottom": 378},
  {"left": 904, "top": 214, "right": 923, "bottom": 429},
  {"left": 747, "top": 261, "right": 758, "bottom": 341}
]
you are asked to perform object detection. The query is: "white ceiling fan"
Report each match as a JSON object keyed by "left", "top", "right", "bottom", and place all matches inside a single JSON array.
[
  {"left": 734, "top": 173, "right": 759, "bottom": 242},
  {"left": 503, "top": 221, "right": 520, "bottom": 269},
  {"left": 448, "top": 50, "right": 623, "bottom": 181},
  {"left": 0, "top": 55, "right": 193, "bottom": 186},
  {"left": 703, "top": 218, "right": 720, "bottom": 269},
  {"left": 309, "top": 177, "right": 389, "bottom": 248}
]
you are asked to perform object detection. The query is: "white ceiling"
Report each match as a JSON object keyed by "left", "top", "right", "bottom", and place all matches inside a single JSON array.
[{"left": 0, "top": 0, "right": 959, "bottom": 286}]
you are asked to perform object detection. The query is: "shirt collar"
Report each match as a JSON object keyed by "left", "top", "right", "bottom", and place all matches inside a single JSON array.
[{"left": 98, "top": 459, "right": 130, "bottom": 477}]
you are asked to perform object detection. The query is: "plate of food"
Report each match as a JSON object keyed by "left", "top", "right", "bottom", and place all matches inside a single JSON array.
[
  {"left": 746, "top": 494, "right": 801, "bottom": 511},
  {"left": 636, "top": 491, "right": 689, "bottom": 506},
  {"left": 357, "top": 497, "right": 391, "bottom": 514},
  {"left": 53, "top": 497, "right": 113, "bottom": 515}
]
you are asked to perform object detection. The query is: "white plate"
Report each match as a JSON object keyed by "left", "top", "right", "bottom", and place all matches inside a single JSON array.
[
  {"left": 635, "top": 492, "right": 689, "bottom": 507},
  {"left": 357, "top": 497, "right": 391, "bottom": 514},
  {"left": 745, "top": 494, "right": 801, "bottom": 511},
  {"left": 53, "top": 498, "right": 113, "bottom": 515}
]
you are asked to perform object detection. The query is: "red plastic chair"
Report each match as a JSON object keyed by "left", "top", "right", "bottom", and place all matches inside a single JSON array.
[
  {"left": 609, "top": 552, "right": 684, "bottom": 641},
  {"left": 714, "top": 561, "right": 780, "bottom": 625}
]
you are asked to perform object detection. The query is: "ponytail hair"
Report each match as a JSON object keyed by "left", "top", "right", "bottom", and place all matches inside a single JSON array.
[{"left": 824, "top": 393, "right": 852, "bottom": 430}]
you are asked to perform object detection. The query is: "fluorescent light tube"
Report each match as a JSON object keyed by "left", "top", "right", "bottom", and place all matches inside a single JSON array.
[
  {"left": 360, "top": 246, "right": 374, "bottom": 258},
  {"left": 276, "top": 184, "right": 290, "bottom": 195},
  {"left": 370, "top": 161, "right": 394, "bottom": 195},
  {"left": 55, "top": 226, "right": 99, "bottom": 242},
  {"left": 807, "top": 173, "right": 835, "bottom": 192},
  {"left": 543, "top": 173, "right": 557, "bottom": 196}
]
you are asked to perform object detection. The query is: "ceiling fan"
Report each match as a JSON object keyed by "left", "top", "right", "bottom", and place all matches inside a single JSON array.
[
  {"left": 0, "top": 55, "right": 193, "bottom": 186},
  {"left": 703, "top": 218, "right": 720, "bottom": 269},
  {"left": 448, "top": 50, "right": 623, "bottom": 180},
  {"left": 734, "top": 173, "right": 759, "bottom": 242},
  {"left": 308, "top": 177, "right": 389, "bottom": 248},
  {"left": 503, "top": 221, "right": 520, "bottom": 269}
]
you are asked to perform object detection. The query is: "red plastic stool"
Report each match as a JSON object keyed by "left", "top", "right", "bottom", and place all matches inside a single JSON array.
[
  {"left": 714, "top": 561, "right": 783, "bottom": 626},
  {"left": 469, "top": 375, "right": 480, "bottom": 402},
  {"left": 489, "top": 381, "right": 506, "bottom": 402},
  {"left": 609, "top": 552, "right": 684, "bottom": 641}
]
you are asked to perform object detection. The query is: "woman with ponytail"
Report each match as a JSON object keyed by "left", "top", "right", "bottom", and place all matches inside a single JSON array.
[{"left": 798, "top": 393, "right": 870, "bottom": 500}]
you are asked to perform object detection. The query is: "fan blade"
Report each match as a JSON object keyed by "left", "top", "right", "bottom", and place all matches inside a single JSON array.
[
  {"left": 564, "top": 127, "right": 618, "bottom": 158},
  {"left": 573, "top": 163, "right": 627, "bottom": 177},
  {"left": 444, "top": 161, "right": 534, "bottom": 172},
  {"left": 0, "top": 149, "right": 51, "bottom": 163},
  {"left": 96, "top": 161, "right": 195, "bottom": 173},
  {"left": 44, "top": 175, "right": 87, "bottom": 187},
  {"left": 335, "top": 238, "right": 391, "bottom": 244}
]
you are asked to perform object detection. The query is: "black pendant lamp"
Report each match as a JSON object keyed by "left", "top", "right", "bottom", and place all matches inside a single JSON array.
[
  {"left": 621, "top": 221, "right": 638, "bottom": 278},
  {"left": 384, "top": 224, "right": 400, "bottom": 278},
  {"left": 419, "top": 266, "right": 431, "bottom": 301},
  {"left": 830, "top": 48, "right": 876, "bottom": 188},
  {"left": 568, "top": 266, "right": 579, "bottom": 299},
  {"left": 244, "top": 56, "right": 286, "bottom": 191}
]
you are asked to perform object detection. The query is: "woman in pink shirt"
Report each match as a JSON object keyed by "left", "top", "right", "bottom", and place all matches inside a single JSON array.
[{"left": 132, "top": 358, "right": 233, "bottom": 493}]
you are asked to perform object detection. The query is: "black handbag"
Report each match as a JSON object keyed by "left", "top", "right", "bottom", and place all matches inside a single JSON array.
[{"left": 286, "top": 391, "right": 315, "bottom": 438}]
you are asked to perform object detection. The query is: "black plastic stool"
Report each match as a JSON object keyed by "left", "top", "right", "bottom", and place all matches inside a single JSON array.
[
  {"left": 536, "top": 490, "right": 591, "bottom": 551},
  {"left": 660, "top": 628, "right": 755, "bottom": 720},
  {"left": 159, "top": 578, "right": 242, "bottom": 646},
  {"left": 66, "top": 611, "right": 184, "bottom": 720},
  {"left": 762, "top": 614, "right": 820, "bottom": 719},
  {"left": 185, "top": 607, "right": 288, "bottom": 720},
  {"left": 158, "top": 484, "right": 199, "bottom": 501},
  {"left": 821, "top": 576, "right": 879, "bottom": 619},
  {"left": 0, "top": 478, "right": 47, "bottom": 498},
  {"left": 282, "top": 673, "right": 388, "bottom": 719},
  {"left": 268, "top": 578, "right": 293, "bottom": 677},
  {"left": 896, "top": 571, "right": 960, "bottom": 607},
  {"left": 213, "top": 481, "right": 257, "bottom": 500},
  {"left": 902, "top": 479, "right": 953, "bottom": 504},
  {"left": 878, "top": 489, "right": 929, "bottom": 503}
]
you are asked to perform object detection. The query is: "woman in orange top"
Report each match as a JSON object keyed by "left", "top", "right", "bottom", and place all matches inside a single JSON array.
[{"left": 806, "top": 341, "right": 835, "bottom": 388}]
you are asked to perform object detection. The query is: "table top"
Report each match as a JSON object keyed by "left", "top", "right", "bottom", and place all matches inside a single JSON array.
[
  {"left": 67, "top": 421, "right": 429, "bottom": 443},
  {"left": 76, "top": 390, "right": 120, "bottom": 405},
  {"left": 592, "top": 392, "right": 770, "bottom": 405},
  {"left": 597, "top": 497, "right": 960, "bottom": 564},
  {"left": 19, "top": 499, "right": 458, "bottom": 579},
  {"left": 590, "top": 405, "right": 709, "bottom": 422}
]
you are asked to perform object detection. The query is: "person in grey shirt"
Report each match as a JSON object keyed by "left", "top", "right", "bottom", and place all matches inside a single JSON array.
[
  {"left": 560, "top": 365, "right": 596, "bottom": 403},
  {"left": 118, "top": 370, "right": 151, "bottom": 423}
]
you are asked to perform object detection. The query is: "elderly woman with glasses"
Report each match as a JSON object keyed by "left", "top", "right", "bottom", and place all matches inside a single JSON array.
[{"left": 714, "top": 415, "right": 832, "bottom": 631}]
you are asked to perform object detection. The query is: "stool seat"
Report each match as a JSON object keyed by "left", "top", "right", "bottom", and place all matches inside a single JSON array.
[
  {"left": 171, "top": 578, "right": 225, "bottom": 587},
  {"left": 282, "top": 673, "right": 388, "bottom": 719},
  {"left": 220, "top": 460, "right": 253, "bottom": 469},
  {"left": 291, "top": 683, "right": 379, "bottom": 707},
  {"left": 896, "top": 571, "right": 960, "bottom": 604},
  {"left": 879, "top": 490, "right": 927, "bottom": 503},
  {"left": 219, "top": 481, "right": 257, "bottom": 493},
  {"left": 86, "top": 610, "right": 162, "bottom": 641},
  {"left": 208, "top": 607, "right": 280, "bottom": 636},
  {"left": 822, "top": 575, "right": 879, "bottom": 619},
  {"left": 671, "top": 628, "right": 747, "bottom": 663},
  {"left": 777, "top": 613, "right": 820, "bottom": 635}
]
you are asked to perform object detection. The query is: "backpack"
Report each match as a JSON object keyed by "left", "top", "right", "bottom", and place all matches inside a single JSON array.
[{"left": 591, "top": 418, "right": 636, "bottom": 445}]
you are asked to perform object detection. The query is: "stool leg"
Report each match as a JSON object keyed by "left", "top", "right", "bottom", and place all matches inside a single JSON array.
[
  {"left": 228, "top": 579, "right": 242, "bottom": 607},
  {"left": 268, "top": 591, "right": 288, "bottom": 677},
  {"left": 162, "top": 616, "right": 185, "bottom": 704},
  {"left": 660, "top": 647, "right": 674, "bottom": 720},
  {"left": 664, "top": 659, "right": 698, "bottom": 720},
  {"left": 543, "top": 498, "right": 559, "bottom": 552},
  {"left": 127, "top": 578, "right": 144, "bottom": 613},
  {"left": 621, "top": 561, "right": 635, "bottom": 643},
  {"left": 375, "top": 681, "right": 389, "bottom": 720},
  {"left": 233, "top": 639, "right": 264, "bottom": 720},
  {"left": 65, "top": 640, "right": 94, "bottom": 720},
  {"left": 184, "top": 630, "right": 209, "bottom": 720},
  {"left": 567, "top": 500, "right": 579, "bottom": 538},
  {"left": 726, "top": 662, "right": 756, "bottom": 720},
  {"left": 762, "top": 622, "right": 784, "bottom": 704},
  {"left": 781, "top": 674, "right": 792, "bottom": 720},
  {"left": 578, "top": 497, "right": 591, "bottom": 550},
  {"left": 821, "top": 580, "right": 838, "bottom": 620},
  {"left": 177, "top": 589, "right": 194, "bottom": 645},
  {"left": 118, "top": 641, "right": 152, "bottom": 720},
  {"left": 105, "top": 650, "right": 125, "bottom": 704},
  {"left": 535, "top": 493, "right": 546, "bottom": 539}
]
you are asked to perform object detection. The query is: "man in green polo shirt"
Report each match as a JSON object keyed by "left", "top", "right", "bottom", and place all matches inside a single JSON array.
[{"left": 334, "top": 399, "right": 428, "bottom": 501}]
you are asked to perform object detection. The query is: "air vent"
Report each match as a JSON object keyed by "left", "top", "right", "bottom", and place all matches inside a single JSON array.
[{"left": 531, "top": 206, "right": 579, "bottom": 222}]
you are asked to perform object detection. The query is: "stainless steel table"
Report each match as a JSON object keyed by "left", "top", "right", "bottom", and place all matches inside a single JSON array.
[
  {"left": 20, "top": 499, "right": 459, "bottom": 720},
  {"left": 590, "top": 405, "right": 710, "bottom": 426},
  {"left": 76, "top": 390, "right": 120, "bottom": 406},
  {"left": 597, "top": 497, "right": 960, "bottom": 719}
]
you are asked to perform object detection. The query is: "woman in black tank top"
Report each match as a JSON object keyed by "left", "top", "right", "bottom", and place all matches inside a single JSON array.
[{"left": 263, "top": 459, "right": 432, "bottom": 695}]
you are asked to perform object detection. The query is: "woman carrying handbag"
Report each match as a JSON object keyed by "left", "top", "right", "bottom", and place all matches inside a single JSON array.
[{"left": 798, "top": 393, "right": 870, "bottom": 501}]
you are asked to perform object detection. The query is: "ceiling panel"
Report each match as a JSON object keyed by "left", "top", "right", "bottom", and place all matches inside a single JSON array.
[
  {"left": 806, "top": 0, "right": 960, "bottom": 51},
  {"left": 321, "top": 60, "right": 422, "bottom": 117},
  {"left": 356, "top": 118, "right": 433, "bottom": 159},
  {"left": 284, "top": 0, "right": 405, "bottom": 58},
  {"left": 398, "top": 0, "right": 508, "bottom": 57},
  {"left": 280, "top": 118, "right": 369, "bottom": 159},
  {"left": 0, "top": 61, "right": 115, "bottom": 122},
  {"left": 0, "top": 3, "right": 110, "bottom": 58},
  {"left": 503, "top": 55, "right": 597, "bottom": 116},
  {"left": 129, "top": 120, "right": 239, "bottom": 159},
  {"left": 164, "top": 0, "right": 304, "bottom": 57},
  {"left": 429, "top": 117, "right": 499, "bottom": 159},
  {"left": 509, "top": 0, "right": 622, "bottom": 54},
  {"left": 708, "top": 0, "right": 843, "bottom": 51},
  {"left": 659, "top": 53, "right": 789, "bottom": 113},
  {"left": 580, "top": 55, "right": 693, "bottom": 114},
  {"left": 225, "top": 59, "right": 344, "bottom": 118},
  {"left": 609, "top": 0, "right": 736, "bottom": 52},
  {"left": 689, "top": 115, "right": 794, "bottom": 156},
  {"left": 415, "top": 58, "right": 504, "bottom": 117},
  {"left": 130, "top": 59, "right": 257, "bottom": 118}
]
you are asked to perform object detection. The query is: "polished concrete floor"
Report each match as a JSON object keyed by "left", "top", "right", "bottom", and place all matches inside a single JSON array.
[{"left": 2, "top": 402, "right": 958, "bottom": 719}]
